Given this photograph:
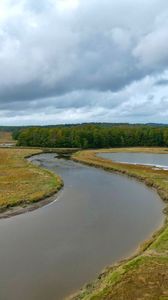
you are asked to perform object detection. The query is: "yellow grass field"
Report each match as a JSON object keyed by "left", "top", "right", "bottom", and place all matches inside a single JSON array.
[
  {"left": 0, "top": 148, "right": 63, "bottom": 211},
  {"left": 0, "top": 131, "right": 15, "bottom": 144}
]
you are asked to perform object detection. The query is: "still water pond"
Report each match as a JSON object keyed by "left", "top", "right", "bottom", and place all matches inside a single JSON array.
[
  {"left": 98, "top": 152, "right": 168, "bottom": 169},
  {"left": 0, "top": 153, "right": 164, "bottom": 300}
]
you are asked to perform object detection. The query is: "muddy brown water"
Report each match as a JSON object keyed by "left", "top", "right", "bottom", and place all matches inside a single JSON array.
[{"left": 0, "top": 153, "right": 165, "bottom": 300}]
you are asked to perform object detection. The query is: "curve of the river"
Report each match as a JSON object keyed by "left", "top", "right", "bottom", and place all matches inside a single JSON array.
[{"left": 0, "top": 153, "right": 165, "bottom": 300}]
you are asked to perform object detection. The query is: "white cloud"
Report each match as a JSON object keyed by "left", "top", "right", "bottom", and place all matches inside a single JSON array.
[{"left": 56, "top": 0, "right": 79, "bottom": 12}]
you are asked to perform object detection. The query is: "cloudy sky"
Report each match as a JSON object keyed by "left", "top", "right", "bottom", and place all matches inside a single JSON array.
[{"left": 0, "top": 0, "right": 168, "bottom": 125}]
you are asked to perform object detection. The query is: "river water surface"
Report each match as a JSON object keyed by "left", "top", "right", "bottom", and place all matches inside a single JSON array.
[
  {"left": 0, "top": 153, "right": 165, "bottom": 300},
  {"left": 98, "top": 152, "right": 168, "bottom": 169}
]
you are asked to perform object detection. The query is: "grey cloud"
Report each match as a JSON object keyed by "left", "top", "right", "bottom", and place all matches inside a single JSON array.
[
  {"left": 0, "top": 0, "right": 168, "bottom": 124},
  {"left": 133, "top": 27, "right": 168, "bottom": 69},
  {"left": 156, "top": 79, "right": 168, "bottom": 86}
]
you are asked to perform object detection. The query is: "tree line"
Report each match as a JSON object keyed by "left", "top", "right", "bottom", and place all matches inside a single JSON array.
[{"left": 15, "top": 124, "right": 168, "bottom": 148}]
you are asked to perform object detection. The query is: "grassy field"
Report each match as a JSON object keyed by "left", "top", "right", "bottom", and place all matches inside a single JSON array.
[
  {"left": 0, "top": 148, "right": 63, "bottom": 212},
  {"left": 0, "top": 131, "right": 15, "bottom": 145},
  {"left": 70, "top": 148, "right": 168, "bottom": 300}
]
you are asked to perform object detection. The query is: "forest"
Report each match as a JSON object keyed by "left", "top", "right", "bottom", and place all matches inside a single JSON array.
[{"left": 15, "top": 124, "right": 168, "bottom": 148}]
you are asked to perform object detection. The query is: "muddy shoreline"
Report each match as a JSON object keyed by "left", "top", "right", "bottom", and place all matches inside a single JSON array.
[
  {"left": 0, "top": 151, "right": 64, "bottom": 219},
  {"left": 0, "top": 187, "right": 63, "bottom": 219}
]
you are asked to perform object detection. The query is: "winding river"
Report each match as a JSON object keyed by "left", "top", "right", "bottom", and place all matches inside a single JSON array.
[{"left": 0, "top": 153, "right": 164, "bottom": 300}]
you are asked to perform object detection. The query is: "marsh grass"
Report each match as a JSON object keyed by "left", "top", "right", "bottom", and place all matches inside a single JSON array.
[
  {"left": 0, "top": 148, "right": 63, "bottom": 211},
  {"left": 70, "top": 148, "right": 168, "bottom": 300},
  {"left": 0, "top": 131, "right": 15, "bottom": 145}
]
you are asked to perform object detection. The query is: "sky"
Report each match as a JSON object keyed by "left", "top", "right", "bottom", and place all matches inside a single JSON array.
[{"left": 0, "top": 0, "right": 168, "bottom": 125}]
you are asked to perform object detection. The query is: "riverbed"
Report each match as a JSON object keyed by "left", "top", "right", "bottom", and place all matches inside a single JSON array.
[{"left": 0, "top": 153, "right": 164, "bottom": 300}]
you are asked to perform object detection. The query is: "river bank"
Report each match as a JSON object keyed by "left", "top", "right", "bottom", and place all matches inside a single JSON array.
[
  {"left": 70, "top": 148, "right": 168, "bottom": 300},
  {"left": 0, "top": 149, "right": 167, "bottom": 300},
  {"left": 0, "top": 148, "right": 63, "bottom": 218},
  {"left": 0, "top": 151, "right": 164, "bottom": 300}
]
